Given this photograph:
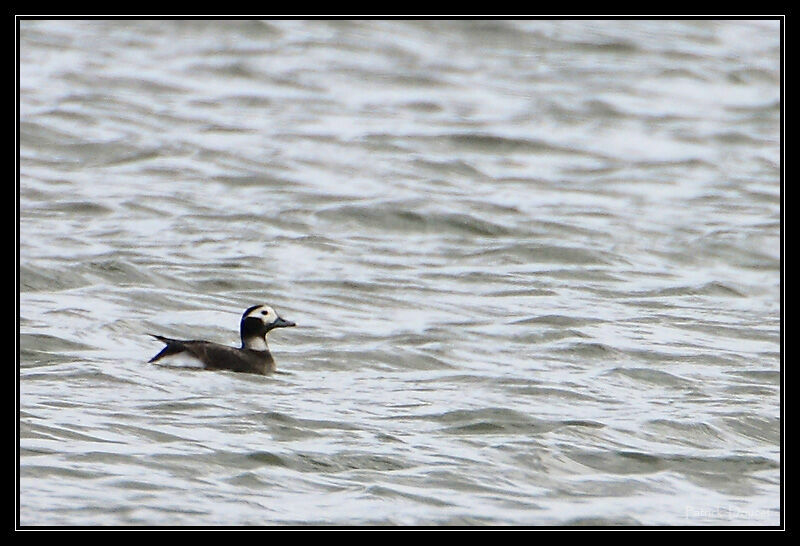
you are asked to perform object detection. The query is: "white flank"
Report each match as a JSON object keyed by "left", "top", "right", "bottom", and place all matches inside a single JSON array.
[{"left": 153, "top": 352, "right": 206, "bottom": 369}]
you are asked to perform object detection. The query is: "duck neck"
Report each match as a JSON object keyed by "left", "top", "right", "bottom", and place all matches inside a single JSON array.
[{"left": 242, "top": 335, "right": 269, "bottom": 352}]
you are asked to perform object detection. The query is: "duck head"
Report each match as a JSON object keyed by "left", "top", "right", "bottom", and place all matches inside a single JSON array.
[{"left": 240, "top": 304, "right": 295, "bottom": 350}]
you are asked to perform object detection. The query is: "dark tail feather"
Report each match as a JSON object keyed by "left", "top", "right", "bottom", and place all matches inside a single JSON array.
[{"left": 148, "top": 334, "right": 183, "bottom": 363}]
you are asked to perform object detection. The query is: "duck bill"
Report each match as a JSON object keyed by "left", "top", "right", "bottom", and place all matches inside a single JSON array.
[{"left": 273, "top": 317, "right": 296, "bottom": 328}]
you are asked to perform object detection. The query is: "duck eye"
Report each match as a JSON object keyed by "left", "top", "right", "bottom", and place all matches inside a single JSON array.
[{"left": 261, "top": 310, "right": 268, "bottom": 316}]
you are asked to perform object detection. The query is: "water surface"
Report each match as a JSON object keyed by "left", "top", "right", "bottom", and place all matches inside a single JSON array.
[{"left": 19, "top": 19, "right": 781, "bottom": 526}]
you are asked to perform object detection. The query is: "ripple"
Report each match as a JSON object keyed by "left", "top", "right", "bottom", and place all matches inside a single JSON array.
[
  {"left": 316, "top": 203, "right": 512, "bottom": 237},
  {"left": 244, "top": 450, "right": 410, "bottom": 473},
  {"left": 606, "top": 367, "right": 697, "bottom": 389}
]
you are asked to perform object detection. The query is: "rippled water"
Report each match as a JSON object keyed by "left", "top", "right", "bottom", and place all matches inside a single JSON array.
[{"left": 18, "top": 19, "right": 781, "bottom": 526}]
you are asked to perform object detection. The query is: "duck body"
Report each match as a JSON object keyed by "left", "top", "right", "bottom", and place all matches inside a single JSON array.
[
  {"left": 148, "top": 304, "right": 295, "bottom": 375},
  {"left": 148, "top": 335, "right": 278, "bottom": 375}
]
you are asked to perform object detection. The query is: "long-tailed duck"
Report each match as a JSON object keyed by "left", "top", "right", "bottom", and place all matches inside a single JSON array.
[{"left": 148, "top": 304, "right": 295, "bottom": 375}]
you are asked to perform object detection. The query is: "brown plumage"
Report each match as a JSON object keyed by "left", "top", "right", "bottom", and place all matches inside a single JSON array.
[{"left": 148, "top": 304, "right": 295, "bottom": 375}]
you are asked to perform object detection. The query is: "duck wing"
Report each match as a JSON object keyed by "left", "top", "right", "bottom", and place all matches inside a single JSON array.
[{"left": 148, "top": 335, "right": 272, "bottom": 374}]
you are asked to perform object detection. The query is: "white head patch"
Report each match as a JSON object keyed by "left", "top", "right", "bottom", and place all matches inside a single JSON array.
[{"left": 246, "top": 304, "right": 278, "bottom": 325}]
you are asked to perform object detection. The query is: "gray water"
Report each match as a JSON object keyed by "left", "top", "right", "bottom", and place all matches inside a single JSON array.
[{"left": 18, "top": 19, "right": 781, "bottom": 527}]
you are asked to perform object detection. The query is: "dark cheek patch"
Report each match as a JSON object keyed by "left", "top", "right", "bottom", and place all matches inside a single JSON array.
[{"left": 241, "top": 317, "right": 266, "bottom": 338}]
